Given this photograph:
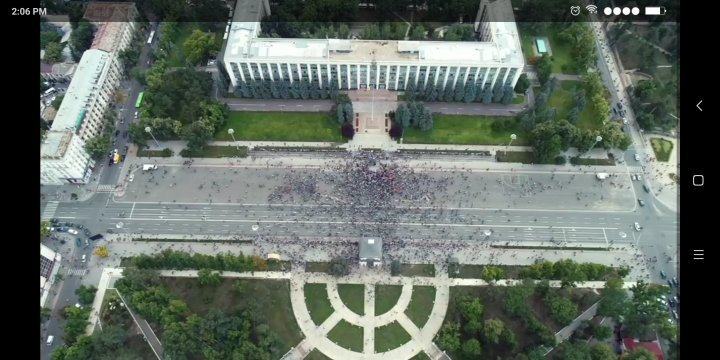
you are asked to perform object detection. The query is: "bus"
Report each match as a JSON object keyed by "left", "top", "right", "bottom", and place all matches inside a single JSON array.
[
  {"left": 135, "top": 92, "right": 144, "bottom": 108},
  {"left": 147, "top": 30, "right": 155, "bottom": 45}
]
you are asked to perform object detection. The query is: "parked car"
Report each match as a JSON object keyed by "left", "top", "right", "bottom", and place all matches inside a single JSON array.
[
  {"left": 75, "top": 238, "right": 82, "bottom": 247},
  {"left": 134, "top": 110, "right": 139, "bottom": 119},
  {"left": 634, "top": 222, "right": 641, "bottom": 231},
  {"left": 77, "top": 224, "right": 84, "bottom": 230},
  {"left": 643, "top": 184, "right": 650, "bottom": 193},
  {"left": 671, "top": 277, "right": 678, "bottom": 286},
  {"left": 68, "top": 228, "right": 79, "bottom": 235},
  {"left": 636, "top": 174, "right": 642, "bottom": 181},
  {"left": 660, "top": 271, "right": 667, "bottom": 279},
  {"left": 631, "top": 174, "right": 637, "bottom": 181},
  {"left": 634, "top": 153, "right": 641, "bottom": 161},
  {"left": 638, "top": 199, "right": 645, "bottom": 207},
  {"left": 83, "top": 229, "right": 91, "bottom": 236}
]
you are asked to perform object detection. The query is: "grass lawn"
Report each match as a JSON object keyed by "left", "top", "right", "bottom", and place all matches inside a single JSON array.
[
  {"left": 512, "top": 94, "right": 525, "bottom": 104},
  {"left": 569, "top": 157, "right": 616, "bottom": 166},
  {"left": 650, "top": 138, "right": 673, "bottom": 162},
  {"left": 404, "top": 286, "right": 436, "bottom": 327},
  {"left": 402, "top": 115, "right": 528, "bottom": 146},
  {"left": 304, "top": 283, "right": 334, "bottom": 325},
  {"left": 337, "top": 284, "right": 365, "bottom": 316},
  {"left": 137, "top": 149, "right": 172, "bottom": 157},
  {"left": 410, "top": 352, "right": 432, "bottom": 360},
  {"left": 181, "top": 146, "right": 248, "bottom": 158},
  {"left": 327, "top": 320, "right": 364, "bottom": 352},
  {"left": 305, "top": 349, "right": 332, "bottom": 360},
  {"left": 375, "top": 285, "right": 403, "bottom": 316},
  {"left": 399, "top": 264, "right": 435, "bottom": 277},
  {"left": 160, "top": 278, "right": 302, "bottom": 352},
  {"left": 305, "top": 262, "right": 331, "bottom": 273},
  {"left": 374, "top": 321, "right": 412, "bottom": 352},
  {"left": 549, "top": 81, "right": 603, "bottom": 131},
  {"left": 496, "top": 151, "right": 535, "bottom": 164},
  {"left": 217, "top": 112, "right": 344, "bottom": 142}
]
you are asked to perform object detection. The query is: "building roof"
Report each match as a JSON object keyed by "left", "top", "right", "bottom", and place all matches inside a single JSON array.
[
  {"left": 622, "top": 338, "right": 665, "bottom": 360},
  {"left": 41, "top": 131, "right": 73, "bottom": 158},
  {"left": 91, "top": 22, "right": 125, "bottom": 52},
  {"left": 359, "top": 238, "right": 383, "bottom": 260},
  {"left": 84, "top": 1, "right": 136, "bottom": 22},
  {"left": 52, "top": 49, "right": 111, "bottom": 132},
  {"left": 225, "top": 0, "right": 523, "bottom": 67}
]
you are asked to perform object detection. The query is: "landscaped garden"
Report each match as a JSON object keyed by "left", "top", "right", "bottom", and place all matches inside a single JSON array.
[
  {"left": 402, "top": 115, "right": 528, "bottom": 146},
  {"left": 650, "top": 138, "right": 674, "bottom": 162},
  {"left": 217, "top": 112, "right": 344, "bottom": 142},
  {"left": 374, "top": 321, "right": 412, "bottom": 352},
  {"left": 518, "top": 23, "right": 579, "bottom": 74},
  {"left": 404, "top": 286, "right": 436, "bottom": 328},
  {"left": 304, "top": 283, "right": 334, "bottom": 325},
  {"left": 399, "top": 264, "right": 436, "bottom": 277},
  {"left": 547, "top": 81, "right": 604, "bottom": 131}
]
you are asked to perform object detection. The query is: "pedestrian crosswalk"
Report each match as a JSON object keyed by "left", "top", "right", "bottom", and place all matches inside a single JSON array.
[
  {"left": 97, "top": 184, "right": 116, "bottom": 192},
  {"left": 42, "top": 201, "right": 59, "bottom": 220},
  {"left": 67, "top": 268, "right": 88, "bottom": 277}
]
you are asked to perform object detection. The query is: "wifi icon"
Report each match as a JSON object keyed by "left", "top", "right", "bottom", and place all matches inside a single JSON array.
[{"left": 586, "top": 5, "right": 598, "bottom": 13}]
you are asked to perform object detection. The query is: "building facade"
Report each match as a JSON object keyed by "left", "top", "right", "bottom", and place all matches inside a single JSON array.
[
  {"left": 222, "top": 0, "right": 523, "bottom": 93},
  {"left": 41, "top": 244, "right": 62, "bottom": 307},
  {"left": 41, "top": 131, "right": 94, "bottom": 185}
]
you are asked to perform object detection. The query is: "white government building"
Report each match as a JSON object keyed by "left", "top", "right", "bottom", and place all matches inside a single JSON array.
[
  {"left": 40, "top": 2, "right": 137, "bottom": 185},
  {"left": 221, "top": 0, "right": 524, "bottom": 92}
]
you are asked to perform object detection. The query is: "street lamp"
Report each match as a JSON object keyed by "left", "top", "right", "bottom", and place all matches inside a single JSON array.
[
  {"left": 507, "top": 134, "right": 517, "bottom": 149},
  {"left": 589, "top": 135, "right": 602, "bottom": 156},
  {"left": 227, "top": 128, "right": 238, "bottom": 149},
  {"left": 144, "top": 126, "right": 159, "bottom": 148}
]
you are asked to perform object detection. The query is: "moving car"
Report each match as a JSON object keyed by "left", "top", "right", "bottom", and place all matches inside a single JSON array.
[
  {"left": 634, "top": 222, "right": 641, "bottom": 231},
  {"left": 642, "top": 184, "right": 650, "bottom": 193},
  {"left": 46, "top": 335, "right": 54, "bottom": 346},
  {"left": 134, "top": 110, "right": 139, "bottom": 119},
  {"left": 638, "top": 199, "right": 645, "bottom": 207},
  {"left": 68, "top": 228, "right": 79, "bottom": 235}
]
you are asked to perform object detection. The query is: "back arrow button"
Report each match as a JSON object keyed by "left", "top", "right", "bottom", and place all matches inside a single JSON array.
[{"left": 697, "top": 100, "right": 703, "bottom": 111}]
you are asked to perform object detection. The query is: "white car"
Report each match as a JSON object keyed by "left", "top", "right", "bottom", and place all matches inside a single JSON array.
[
  {"left": 636, "top": 174, "right": 642, "bottom": 181},
  {"left": 68, "top": 228, "right": 79, "bottom": 235},
  {"left": 128, "top": 174, "right": 135, "bottom": 182},
  {"left": 634, "top": 154, "right": 641, "bottom": 161},
  {"left": 634, "top": 222, "right": 641, "bottom": 231}
]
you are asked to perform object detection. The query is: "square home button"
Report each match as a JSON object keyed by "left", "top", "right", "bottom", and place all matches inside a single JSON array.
[{"left": 693, "top": 175, "right": 704, "bottom": 187}]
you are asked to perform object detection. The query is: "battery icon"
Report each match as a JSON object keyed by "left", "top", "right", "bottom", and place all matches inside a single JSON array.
[{"left": 645, "top": 6, "right": 666, "bottom": 15}]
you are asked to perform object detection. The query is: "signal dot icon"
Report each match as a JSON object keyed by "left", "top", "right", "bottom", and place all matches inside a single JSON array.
[{"left": 586, "top": 5, "right": 598, "bottom": 14}]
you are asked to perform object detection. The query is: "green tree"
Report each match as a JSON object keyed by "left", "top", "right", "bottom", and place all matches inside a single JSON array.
[
  {"left": 84, "top": 135, "right": 111, "bottom": 160},
  {"left": 545, "top": 292, "right": 579, "bottom": 324},
  {"left": 464, "top": 82, "right": 476, "bottom": 103},
  {"left": 514, "top": 73, "right": 530, "bottom": 93},
  {"left": 555, "top": 341, "right": 592, "bottom": 360},
  {"left": 197, "top": 268, "right": 222, "bottom": 287},
  {"left": 329, "top": 257, "right": 349, "bottom": 276},
  {"left": 481, "top": 266, "right": 504, "bottom": 283},
  {"left": 41, "top": 307, "right": 52, "bottom": 323},
  {"left": 183, "top": 29, "right": 217, "bottom": 65},
  {"left": 44, "top": 42, "right": 64, "bottom": 63},
  {"left": 75, "top": 285, "right": 98, "bottom": 306},
  {"left": 41, "top": 31, "right": 61, "bottom": 49},
  {"left": 536, "top": 55, "right": 553, "bottom": 85},
  {"left": 362, "top": 23, "right": 381, "bottom": 40},
  {"left": 51, "top": 94, "right": 65, "bottom": 109},
  {"left": 462, "top": 338, "right": 482, "bottom": 357},
  {"left": 182, "top": 120, "right": 215, "bottom": 151},
  {"left": 483, "top": 319, "right": 505, "bottom": 344},
  {"left": 410, "top": 25, "right": 426, "bottom": 40},
  {"left": 338, "top": 24, "right": 350, "bottom": 39},
  {"left": 459, "top": 297, "right": 484, "bottom": 335},
  {"left": 41, "top": 220, "right": 51, "bottom": 239},
  {"left": 436, "top": 322, "right": 461, "bottom": 352},
  {"left": 592, "top": 325, "right": 612, "bottom": 340},
  {"left": 590, "top": 343, "right": 617, "bottom": 360},
  {"left": 390, "top": 260, "right": 401, "bottom": 276},
  {"left": 395, "top": 103, "right": 411, "bottom": 128},
  {"left": 63, "top": 306, "right": 91, "bottom": 344},
  {"left": 624, "top": 347, "right": 658, "bottom": 360},
  {"left": 501, "top": 326, "right": 518, "bottom": 350},
  {"left": 598, "top": 278, "right": 629, "bottom": 319},
  {"left": 70, "top": 20, "right": 95, "bottom": 61}
]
